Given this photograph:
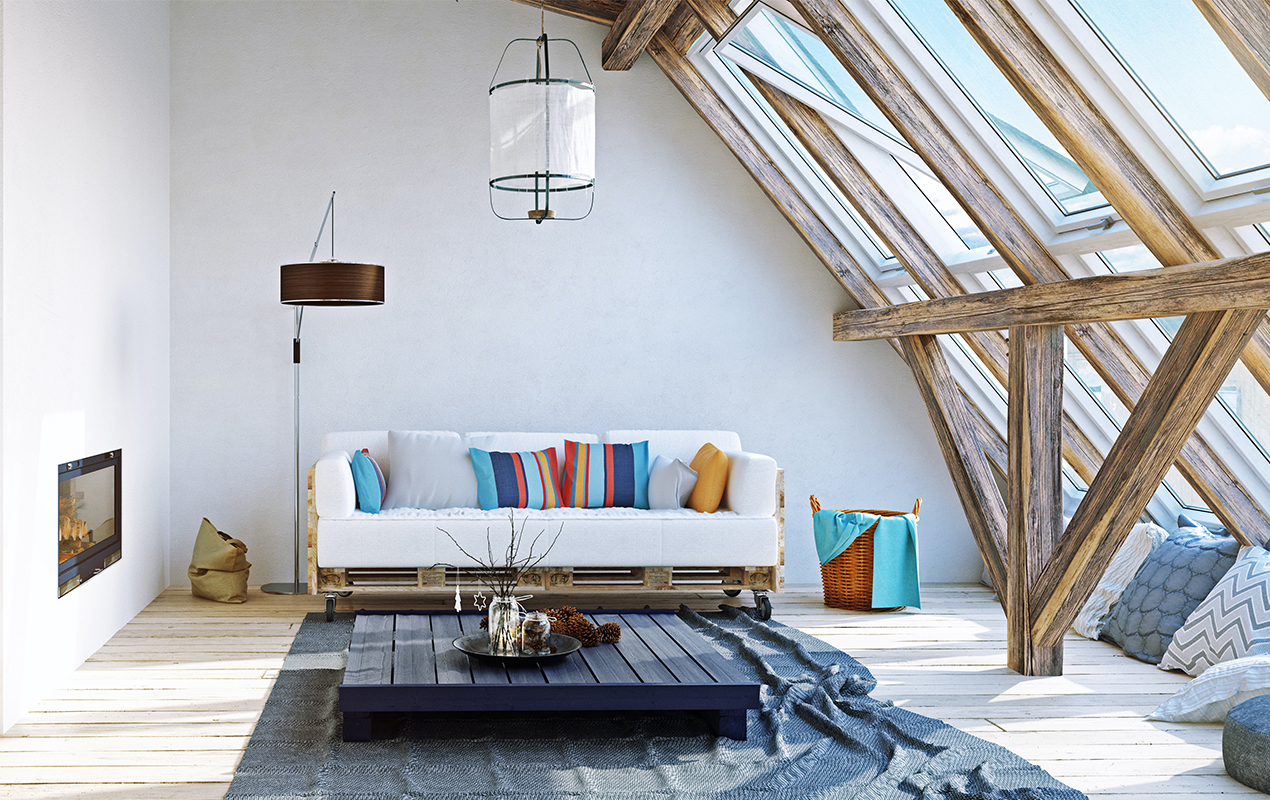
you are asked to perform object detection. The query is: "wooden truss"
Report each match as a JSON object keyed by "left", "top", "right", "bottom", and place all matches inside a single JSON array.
[{"left": 510, "top": 0, "right": 1270, "bottom": 674}]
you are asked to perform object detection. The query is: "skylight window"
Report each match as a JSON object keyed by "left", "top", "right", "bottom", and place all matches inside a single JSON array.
[
  {"left": 720, "top": 4, "right": 908, "bottom": 146},
  {"left": 1070, "top": 0, "right": 1270, "bottom": 179},
  {"left": 886, "top": 0, "right": 1108, "bottom": 215}
]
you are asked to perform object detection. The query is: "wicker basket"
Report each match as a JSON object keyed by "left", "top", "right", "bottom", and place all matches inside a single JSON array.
[{"left": 811, "top": 495, "right": 921, "bottom": 611}]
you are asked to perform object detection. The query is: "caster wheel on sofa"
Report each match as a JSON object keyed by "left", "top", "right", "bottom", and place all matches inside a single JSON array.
[
  {"left": 723, "top": 588, "right": 742, "bottom": 597},
  {"left": 753, "top": 592, "right": 772, "bottom": 621},
  {"left": 325, "top": 594, "right": 336, "bottom": 622}
]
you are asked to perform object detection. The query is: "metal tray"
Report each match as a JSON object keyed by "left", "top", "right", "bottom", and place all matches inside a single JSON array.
[{"left": 452, "top": 633, "right": 582, "bottom": 663}]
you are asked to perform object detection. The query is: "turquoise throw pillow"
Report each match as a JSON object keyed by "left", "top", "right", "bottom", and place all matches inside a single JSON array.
[{"left": 351, "top": 448, "right": 385, "bottom": 514}]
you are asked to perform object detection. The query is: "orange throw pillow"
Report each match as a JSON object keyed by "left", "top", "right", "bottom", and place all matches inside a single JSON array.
[{"left": 688, "top": 443, "right": 730, "bottom": 513}]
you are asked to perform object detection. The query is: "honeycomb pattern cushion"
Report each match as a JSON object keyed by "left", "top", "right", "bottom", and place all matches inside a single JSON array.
[{"left": 1103, "top": 527, "right": 1240, "bottom": 664}]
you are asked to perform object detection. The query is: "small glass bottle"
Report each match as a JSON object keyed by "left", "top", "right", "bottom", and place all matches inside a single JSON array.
[{"left": 520, "top": 611, "right": 552, "bottom": 656}]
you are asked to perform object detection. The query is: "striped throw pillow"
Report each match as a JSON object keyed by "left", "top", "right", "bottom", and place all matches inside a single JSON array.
[
  {"left": 1160, "top": 545, "right": 1270, "bottom": 676},
  {"left": 561, "top": 440, "right": 650, "bottom": 509},
  {"left": 469, "top": 447, "right": 561, "bottom": 510}
]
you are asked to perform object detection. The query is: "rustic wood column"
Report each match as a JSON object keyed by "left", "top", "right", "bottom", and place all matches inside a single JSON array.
[{"left": 1007, "top": 325, "right": 1064, "bottom": 675}]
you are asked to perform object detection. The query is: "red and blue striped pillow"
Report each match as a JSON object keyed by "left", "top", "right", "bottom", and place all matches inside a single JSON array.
[
  {"left": 469, "top": 447, "right": 561, "bottom": 510},
  {"left": 561, "top": 440, "right": 650, "bottom": 509}
]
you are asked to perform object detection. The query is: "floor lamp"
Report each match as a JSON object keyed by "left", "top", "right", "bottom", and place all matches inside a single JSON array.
[{"left": 263, "top": 193, "right": 385, "bottom": 595}]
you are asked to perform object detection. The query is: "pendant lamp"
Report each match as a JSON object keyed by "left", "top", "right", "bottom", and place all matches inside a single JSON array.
[
  {"left": 489, "top": 8, "right": 595, "bottom": 223},
  {"left": 265, "top": 193, "right": 384, "bottom": 596}
]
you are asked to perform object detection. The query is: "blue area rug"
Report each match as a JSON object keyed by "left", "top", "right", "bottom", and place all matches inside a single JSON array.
[{"left": 226, "top": 605, "right": 1085, "bottom": 799}]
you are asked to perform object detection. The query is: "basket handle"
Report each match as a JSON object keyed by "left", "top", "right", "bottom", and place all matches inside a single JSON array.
[{"left": 812, "top": 494, "right": 921, "bottom": 516}]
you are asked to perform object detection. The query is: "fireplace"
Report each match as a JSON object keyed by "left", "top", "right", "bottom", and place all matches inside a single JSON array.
[{"left": 58, "top": 450, "right": 121, "bottom": 597}]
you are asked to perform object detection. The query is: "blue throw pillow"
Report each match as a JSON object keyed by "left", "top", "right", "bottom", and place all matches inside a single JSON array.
[
  {"left": 1177, "top": 513, "right": 1229, "bottom": 538},
  {"left": 351, "top": 448, "right": 386, "bottom": 514},
  {"left": 1103, "top": 527, "right": 1240, "bottom": 664}
]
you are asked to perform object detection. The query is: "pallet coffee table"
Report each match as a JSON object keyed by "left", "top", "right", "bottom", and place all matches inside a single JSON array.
[{"left": 339, "top": 609, "right": 761, "bottom": 741}]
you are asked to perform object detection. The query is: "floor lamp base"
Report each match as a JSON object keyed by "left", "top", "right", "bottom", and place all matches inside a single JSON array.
[{"left": 261, "top": 581, "right": 309, "bottom": 595}]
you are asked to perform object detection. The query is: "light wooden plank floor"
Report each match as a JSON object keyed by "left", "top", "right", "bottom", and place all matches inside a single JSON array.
[{"left": 0, "top": 584, "right": 1249, "bottom": 799}]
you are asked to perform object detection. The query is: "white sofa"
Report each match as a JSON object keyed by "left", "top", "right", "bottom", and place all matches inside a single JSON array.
[{"left": 308, "top": 430, "right": 784, "bottom": 618}]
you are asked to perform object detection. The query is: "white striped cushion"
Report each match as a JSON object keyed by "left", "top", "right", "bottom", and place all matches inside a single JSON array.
[
  {"left": 1159, "top": 546, "right": 1270, "bottom": 676},
  {"left": 1149, "top": 654, "right": 1270, "bottom": 722},
  {"left": 1070, "top": 522, "right": 1167, "bottom": 640}
]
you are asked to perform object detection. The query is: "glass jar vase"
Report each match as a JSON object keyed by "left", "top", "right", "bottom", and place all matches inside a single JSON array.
[{"left": 488, "top": 594, "right": 521, "bottom": 656}]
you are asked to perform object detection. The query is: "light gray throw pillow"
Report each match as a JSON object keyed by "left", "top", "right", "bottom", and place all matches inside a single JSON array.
[
  {"left": 648, "top": 455, "right": 697, "bottom": 510},
  {"left": 381, "top": 430, "right": 479, "bottom": 510}
]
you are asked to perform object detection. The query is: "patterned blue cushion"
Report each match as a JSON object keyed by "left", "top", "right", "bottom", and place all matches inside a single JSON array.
[{"left": 1103, "top": 527, "right": 1240, "bottom": 664}]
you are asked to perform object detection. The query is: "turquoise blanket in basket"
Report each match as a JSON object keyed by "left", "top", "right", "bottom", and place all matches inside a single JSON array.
[{"left": 813, "top": 509, "right": 921, "bottom": 608}]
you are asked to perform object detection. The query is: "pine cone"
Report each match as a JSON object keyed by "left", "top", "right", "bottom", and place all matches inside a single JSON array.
[
  {"left": 576, "top": 623, "right": 600, "bottom": 647},
  {"left": 552, "top": 615, "right": 585, "bottom": 639},
  {"left": 597, "top": 621, "right": 621, "bottom": 644},
  {"left": 558, "top": 606, "right": 581, "bottom": 621},
  {"left": 479, "top": 615, "right": 488, "bottom": 629}
]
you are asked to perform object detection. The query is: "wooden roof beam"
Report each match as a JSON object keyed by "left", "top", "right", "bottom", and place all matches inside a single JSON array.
[
  {"left": 603, "top": 0, "right": 682, "bottom": 70},
  {"left": 833, "top": 251, "right": 1270, "bottom": 339},
  {"left": 506, "top": 0, "right": 620, "bottom": 25},
  {"left": 1193, "top": 0, "right": 1270, "bottom": 104},
  {"left": 789, "top": 0, "right": 1270, "bottom": 546}
]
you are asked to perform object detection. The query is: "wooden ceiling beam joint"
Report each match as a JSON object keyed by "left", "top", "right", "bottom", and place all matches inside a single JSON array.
[{"left": 603, "top": 0, "right": 682, "bottom": 70}]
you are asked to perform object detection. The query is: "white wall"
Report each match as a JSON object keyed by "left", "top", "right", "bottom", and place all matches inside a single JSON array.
[
  {"left": 170, "top": 0, "right": 979, "bottom": 592},
  {"left": 1, "top": 1, "right": 170, "bottom": 729}
]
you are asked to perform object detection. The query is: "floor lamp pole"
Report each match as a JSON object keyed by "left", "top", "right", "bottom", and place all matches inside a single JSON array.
[{"left": 263, "top": 306, "right": 306, "bottom": 595}]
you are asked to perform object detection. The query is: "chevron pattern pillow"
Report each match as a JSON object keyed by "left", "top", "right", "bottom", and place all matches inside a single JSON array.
[{"left": 1160, "top": 546, "right": 1270, "bottom": 676}]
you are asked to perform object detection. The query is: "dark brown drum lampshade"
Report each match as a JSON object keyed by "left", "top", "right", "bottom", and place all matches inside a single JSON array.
[{"left": 280, "top": 262, "right": 384, "bottom": 306}]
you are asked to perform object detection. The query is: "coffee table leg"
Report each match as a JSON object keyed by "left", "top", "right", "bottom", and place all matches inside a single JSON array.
[
  {"left": 705, "top": 709, "right": 748, "bottom": 741},
  {"left": 343, "top": 711, "right": 373, "bottom": 741}
]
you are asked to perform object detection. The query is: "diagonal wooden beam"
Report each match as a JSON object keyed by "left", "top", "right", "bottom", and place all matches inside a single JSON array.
[
  {"left": 661, "top": 1, "right": 706, "bottom": 55},
  {"left": 833, "top": 252, "right": 1270, "bottom": 339},
  {"left": 1008, "top": 325, "right": 1065, "bottom": 675},
  {"left": 644, "top": 28, "right": 1010, "bottom": 596},
  {"left": 1193, "top": 0, "right": 1270, "bottom": 103},
  {"left": 1030, "top": 309, "right": 1264, "bottom": 647},
  {"left": 603, "top": 0, "right": 682, "bottom": 70},
  {"left": 790, "top": 0, "right": 1270, "bottom": 547}
]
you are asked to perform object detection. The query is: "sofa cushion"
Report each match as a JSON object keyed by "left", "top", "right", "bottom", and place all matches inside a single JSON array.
[
  {"left": 382, "top": 430, "right": 478, "bottom": 510},
  {"left": 1160, "top": 545, "right": 1270, "bottom": 676},
  {"left": 560, "top": 440, "right": 650, "bottom": 509},
  {"left": 1104, "top": 526, "right": 1240, "bottom": 664},
  {"left": 604, "top": 430, "right": 741, "bottom": 465},
  {"left": 648, "top": 456, "right": 697, "bottom": 510},
  {"left": 470, "top": 447, "right": 562, "bottom": 510},
  {"left": 688, "top": 443, "right": 730, "bottom": 513},
  {"left": 350, "top": 449, "right": 386, "bottom": 514}
]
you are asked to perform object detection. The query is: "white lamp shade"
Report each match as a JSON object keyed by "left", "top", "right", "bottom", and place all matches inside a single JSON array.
[{"left": 490, "top": 81, "right": 595, "bottom": 192}]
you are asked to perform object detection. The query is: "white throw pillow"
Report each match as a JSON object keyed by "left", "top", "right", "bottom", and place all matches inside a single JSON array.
[
  {"left": 647, "top": 455, "right": 697, "bottom": 510},
  {"left": 381, "top": 430, "right": 479, "bottom": 510},
  {"left": 1070, "top": 522, "right": 1168, "bottom": 640},
  {"left": 1149, "top": 654, "right": 1270, "bottom": 722},
  {"left": 1159, "top": 545, "right": 1270, "bottom": 676}
]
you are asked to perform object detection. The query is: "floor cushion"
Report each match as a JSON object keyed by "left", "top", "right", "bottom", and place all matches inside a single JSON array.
[
  {"left": 1161, "top": 545, "right": 1270, "bottom": 675},
  {"left": 1103, "top": 526, "right": 1239, "bottom": 664},
  {"left": 1225, "top": 695, "right": 1270, "bottom": 792},
  {"left": 1071, "top": 522, "right": 1167, "bottom": 639},
  {"left": 1150, "top": 654, "right": 1270, "bottom": 722}
]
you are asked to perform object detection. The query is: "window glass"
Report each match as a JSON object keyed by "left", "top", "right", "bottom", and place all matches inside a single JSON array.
[
  {"left": 728, "top": 6, "right": 908, "bottom": 146},
  {"left": 887, "top": 0, "right": 1107, "bottom": 214},
  {"left": 721, "top": 57, "right": 896, "bottom": 263},
  {"left": 894, "top": 158, "right": 989, "bottom": 249},
  {"left": 1071, "top": 0, "right": 1270, "bottom": 178}
]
